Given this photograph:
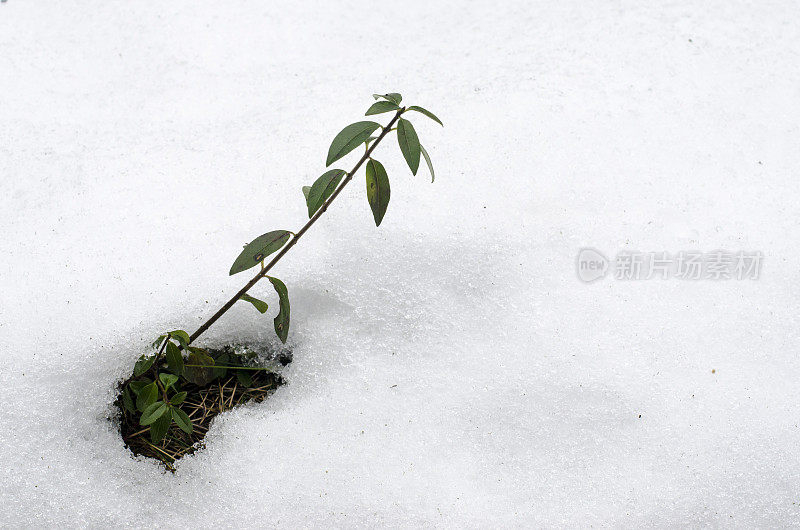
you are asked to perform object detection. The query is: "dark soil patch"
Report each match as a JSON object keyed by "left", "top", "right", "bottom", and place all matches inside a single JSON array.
[{"left": 115, "top": 344, "right": 291, "bottom": 471}]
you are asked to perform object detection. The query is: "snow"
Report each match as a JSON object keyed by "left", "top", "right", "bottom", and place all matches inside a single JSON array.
[{"left": 2, "top": 0, "right": 800, "bottom": 526}]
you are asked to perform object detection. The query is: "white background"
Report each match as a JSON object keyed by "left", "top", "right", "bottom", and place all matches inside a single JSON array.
[{"left": 1, "top": 0, "right": 799, "bottom": 526}]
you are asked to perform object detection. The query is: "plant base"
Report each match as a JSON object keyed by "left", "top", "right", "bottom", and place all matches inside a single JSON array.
[{"left": 116, "top": 344, "right": 291, "bottom": 471}]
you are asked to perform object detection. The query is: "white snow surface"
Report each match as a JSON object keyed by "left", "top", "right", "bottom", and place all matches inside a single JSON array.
[{"left": 2, "top": 0, "right": 800, "bottom": 527}]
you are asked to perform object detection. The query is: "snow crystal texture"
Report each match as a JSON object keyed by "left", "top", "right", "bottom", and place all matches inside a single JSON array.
[{"left": 1, "top": 0, "right": 799, "bottom": 527}]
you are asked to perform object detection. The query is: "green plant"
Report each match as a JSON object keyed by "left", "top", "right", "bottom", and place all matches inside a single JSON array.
[{"left": 122, "top": 93, "right": 442, "bottom": 442}]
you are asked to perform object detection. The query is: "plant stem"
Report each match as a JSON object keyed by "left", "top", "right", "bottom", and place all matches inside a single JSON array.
[
  {"left": 155, "top": 375, "right": 169, "bottom": 402},
  {"left": 148, "top": 337, "right": 171, "bottom": 401},
  {"left": 187, "top": 108, "right": 405, "bottom": 345}
]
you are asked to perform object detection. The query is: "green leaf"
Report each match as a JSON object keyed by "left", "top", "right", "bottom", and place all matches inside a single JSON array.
[
  {"left": 420, "top": 144, "right": 435, "bottom": 183},
  {"left": 397, "top": 118, "right": 421, "bottom": 175},
  {"left": 306, "top": 169, "right": 346, "bottom": 218},
  {"left": 240, "top": 294, "right": 268, "bottom": 314},
  {"left": 171, "top": 407, "right": 193, "bottom": 434},
  {"left": 326, "top": 121, "right": 381, "bottom": 166},
  {"left": 236, "top": 370, "right": 253, "bottom": 387},
  {"left": 170, "top": 391, "right": 187, "bottom": 405},
  {"left": 229, "top": 230, "right": 291, "bottom": 275},
  {"left": 365, "top": 158, "right": 391, "bottom": 226},
  {"left": 168, "top": 330, "right": 190, "bottom": 349},
  {"left": 302, "top": 185, "right": 311, "bottom": 201},
  {"left": 140, "top": 401, "right": 168, "bottom": 426},
  {"left": 159, "top": 373, "right": 179, "bottom": 390},
  {"left": 129, "top": 379, "right": 151, "bottom": 395},
  {"left": 136, "top": 382, "right": 158, "bottom": 412},
  {"left": 373, "top": 93, "right": 402, "bottom": 105},
  {"left": 406, "top": 105, "right": 443, "bottom": 126},
  {"left": 151, "top": 335, "right": 167, "bottom": 350},
  {"left": 365, "top": 100, "right": 400, "bottom": 116},
  {"left": 122, "top": 387, "right": 135, "bottom": 413},
  {"left": 150, "top": 412, "right": 172, "bottom": 444},
  {"left": 133, "top": 355, "right": 155, "bottom": 377},
  {"left": 212, "top": 353, "right": 229, "bottom": 379},
  {"left": 185, "top": 347, "right": 216, "bottom": 386},
  {"left": 165, "top": 341, "right": 184, "bottom": 375},
  {"left": 268, "top": 276, "right": 290, "bottom": 344}
]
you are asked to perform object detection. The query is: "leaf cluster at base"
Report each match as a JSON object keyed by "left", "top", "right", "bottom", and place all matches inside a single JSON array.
[
  {"left": 124, "top": 332, "right": 284, "bottom": 446},
  {"left": 118, "top": 343, "right": 288, "bottom": 471}
]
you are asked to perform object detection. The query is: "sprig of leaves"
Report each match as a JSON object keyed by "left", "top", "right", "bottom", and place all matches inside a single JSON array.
[
  {"left": 226, "top": 93, "right": 442, "bottom": 346},
  {"left": 357, "top": 94, "right": 441, "bottom": 227}
]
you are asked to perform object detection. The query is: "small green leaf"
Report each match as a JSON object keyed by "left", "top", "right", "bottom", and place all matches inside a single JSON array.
[
  {"left": 170, "top": 391, "right": 187, "bottom": 405},
  {"left": 129, "top": 379, "right": 151, "bottom": 395},
  {"left": 140, "top": 401, "right": 168, "bottom": 426},
  {"left": 122, "top": 387, "right": 135, "bottom": 413},
  {"left": 212, "top": 352, "right": 229, "bottom": 379},
  {"left": 240, "top": 293, "right": 268, "bottom": 314},
  {"left": 236, "top": 370, "right": 253, "bottom": 387},
  {"left": 268, "top": 276, "right": 290, "bottom": 344},
  {"left": 366, "top": 100, "right": 400, "bottom": 115},
  {"left": 159, "top": 373, "right": 179, "bottom": 390},
  {"left": 397, "top": 118, "right": 421, "bottom": 175},
  {"left": 165, "top": 341, "right": 184, "bottom": 375},
  {"left": 136, "top": 382, "right": 158, "bottom": 411},
  {"left": 406, "top": 105, "right": 443, "bottom": 126},
  {"left": 171, "top": 407, "right": 193, "bottom": 434},
  {"left": 151, "top": 335, "right": 167, "bottom": 350},
  {"left": 168, "top": 330, "right": 190, "bottom": 349},
  {"left": 420, "top": 144, "right": 435, "bottom": 183},
  {"left": 302, "top": 185, "right": 311, "bottom": 201},
  {"left": 133, "top": 355, "right": 155, "bottom": 377},
  {"left": 326, "top": 121, "right": 381, "bottom": 166},
  {"left": 365, "top": 158, "right": 391, "bottom": 226},
  {"left": 185, "top": 347, "right": 216, "bottom": 386},
  {"left": 230, "top": 230, "right": 291, "bottom": 275},
  {"left": 150, "top": 412, "right": 172, "bottom": 443},
  {"left": 373, "top": 93, "right": 402, "bottom": 105},
  {"left": 306, "top": 169, "right": 346, "bottom": 218}
]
